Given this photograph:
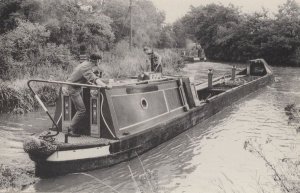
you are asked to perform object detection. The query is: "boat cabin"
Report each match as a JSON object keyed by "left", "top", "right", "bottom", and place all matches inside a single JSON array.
[{"left": 54, "top": 75, "right": 197, "bottom": 140}]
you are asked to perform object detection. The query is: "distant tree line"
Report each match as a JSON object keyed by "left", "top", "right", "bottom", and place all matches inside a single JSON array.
[{"left": 172, "top": 0, "right": 300, "bottom": 66}]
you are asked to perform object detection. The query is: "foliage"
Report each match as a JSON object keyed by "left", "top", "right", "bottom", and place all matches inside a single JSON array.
[
  {"left": 0, "top": 163, "right": 37, "bottom": 191},
  {"left": 42, "top": 0, "right": 115, "bottom": 54},
  {"left": 101, "top": 41, "right": 184, "bottom": 78},
  {"left": 245, "top": 139, "right": 300, "bottom": 193},
  {"left": 0, "top": 20, "right": 50, "bottom": 79},
  {"left": 101, "top": 41, "right": 149, "bottom": 78},
  {"left": 158, "top": 49, "right": 185, "bottom": 74},
  {"left": 102, "top": 0, "right": 165, "bottom": 47},
  {"left": 0, "top": 0, "right": 172, "bottom": 82},
  {"left": 0, "top": 0, "right": 186, "bottom": 114},
  {"left": 0, "top": 76, "right": 63, "bottom": 114},
  {"left": 0, "top": 20, "right": 76, "bottom": 80},
  {"left": 0, "top": 81, "right": 35, "bottom": 114},
  {"left": 173, "top": 20, "right": 188, "bottom": 48},
  {"left": 157, "top": 25, "right": 176, "bottom": 48},
  {"left": 174, "top": 0, "right": 300, "bottom": 66}
]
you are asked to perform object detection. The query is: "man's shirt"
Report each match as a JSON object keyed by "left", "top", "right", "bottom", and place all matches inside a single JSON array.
[
  {"left": 67, "top": 61, "right": 98, "bottom": 94},
  {"left": 149, "top": 51, "right": 162, "bottom": 72}
]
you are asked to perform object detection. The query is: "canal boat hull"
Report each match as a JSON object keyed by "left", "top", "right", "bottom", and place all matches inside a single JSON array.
[{"left": 25, "top": 59, "right": 274, "bottom": 177}]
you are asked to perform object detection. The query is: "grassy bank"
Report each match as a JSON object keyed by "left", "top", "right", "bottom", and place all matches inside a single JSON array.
[
  {"left": 0, "top": 48, "right": 184, "bottom": 114},
  {"left": 101, "top": 42, "right": 185, "bottom": 78},
  {"left": 0, "top": 65, "right": 72, "bottom": 114},
  {"left": 0, "top": 79, "right": 60, "bottom": 114}
]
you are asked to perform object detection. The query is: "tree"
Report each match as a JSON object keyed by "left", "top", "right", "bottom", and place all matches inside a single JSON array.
[
  {"left": 0, "top": 0, "right": 22, "bottom": 34},
  {"left": 176, "top": 4, "right": 241, "bottom": 60},
  {"left": 272, "top": 0, "right": 300, "bottom": 65},
  {"left": 41, "top": 0, "right": 114, "bottom": 54},
  {"left": 157, "top": 25, "right": 176, "bottom": 48},
  {"left": 172, "top": 0, "right": 300, "bottom": 66},
  {"left": 173, "top": 19, "right": 188, "bottom": 48},
  {"left": 102, "top": 0, "right": 165, "bottom": 47},
  {"left": 0, "top": 20, "right": 50, "bottom": 79}
]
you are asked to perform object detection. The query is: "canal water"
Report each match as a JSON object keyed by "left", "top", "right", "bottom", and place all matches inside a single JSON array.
[{"left": 1, "top": 62, "right": 300, "bottom": 193}]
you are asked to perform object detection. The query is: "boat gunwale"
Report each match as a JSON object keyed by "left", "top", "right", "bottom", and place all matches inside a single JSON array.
[
  {"left": 206, "top": 74, "right": 270, "bottom": 102},
  {"left": 119, "top": 73, "right": 273, "bottom": 140}
]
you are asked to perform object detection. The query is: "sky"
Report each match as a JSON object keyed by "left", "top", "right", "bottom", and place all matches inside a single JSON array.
[{"left": 151, "top": 0, "right": 299, "bottom": 23}]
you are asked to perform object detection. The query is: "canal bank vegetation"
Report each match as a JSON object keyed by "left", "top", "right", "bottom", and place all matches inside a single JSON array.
[
  {"left": 0, "top": 163, "right": 37, "bottom": 191},
  {"left": 0, "top": 0, "right": 184, "bottom": 113},
  {"left": 244, "top": 139, "right": 300, "bottom": 193},
  {"left": 172, "top": 0, "right": 300, "bottom": 66},
  {"left": 241, "top": 104, "right": 300, "bottom": 193}
]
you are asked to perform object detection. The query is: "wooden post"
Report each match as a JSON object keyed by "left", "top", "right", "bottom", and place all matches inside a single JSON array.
[
  {"left": 208, "top": 69, "right": 213, "bottom": 89},
  {"left": 231, "top": 66, "right": 236, "bottom": 80}
]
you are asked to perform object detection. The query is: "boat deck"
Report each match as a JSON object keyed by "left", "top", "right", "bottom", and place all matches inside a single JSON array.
[{"left": 38, "top": 131, "right": 118, "bottom": 150}]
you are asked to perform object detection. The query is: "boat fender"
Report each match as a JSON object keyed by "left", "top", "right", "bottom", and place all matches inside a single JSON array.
[{"left": 23, "top": 136, "right": 57, "bottom": 157}]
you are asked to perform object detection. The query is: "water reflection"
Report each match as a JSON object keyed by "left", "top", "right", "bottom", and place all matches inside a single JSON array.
[{"left": 1, "top": 63, "right": 300, "bottom": 192}]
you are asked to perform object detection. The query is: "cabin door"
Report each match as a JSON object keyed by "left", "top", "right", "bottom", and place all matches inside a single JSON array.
[{"left": 90, "top": 89, "right": 101, "bottom": 138}]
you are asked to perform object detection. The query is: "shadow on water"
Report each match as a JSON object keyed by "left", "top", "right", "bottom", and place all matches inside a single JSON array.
[{"left": 1, "top": 62, "right": 300, "bottom": 192}]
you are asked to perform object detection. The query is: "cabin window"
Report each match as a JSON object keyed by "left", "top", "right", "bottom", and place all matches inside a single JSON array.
[{"left": 140, "top": 98, "right": 148, "bottom": 110}]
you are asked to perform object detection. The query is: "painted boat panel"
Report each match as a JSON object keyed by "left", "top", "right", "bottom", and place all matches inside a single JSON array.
[{"left": 112, "top": 90, "right": 168, "bottom": 129}]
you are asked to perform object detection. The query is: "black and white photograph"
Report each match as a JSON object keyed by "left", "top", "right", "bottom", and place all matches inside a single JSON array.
[{"left": 0, "top": 0, "right": 300, "bottom": 192}]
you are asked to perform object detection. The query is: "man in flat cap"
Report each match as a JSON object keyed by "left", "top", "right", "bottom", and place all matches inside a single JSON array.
[
  {"left": 143, "top": 47, "right": 162, "bottom": 73},
  {"left": 65, "top": 53, "right": 107, "bottom": 136}
]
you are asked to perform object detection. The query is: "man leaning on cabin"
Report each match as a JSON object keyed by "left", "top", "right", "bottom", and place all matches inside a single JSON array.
[
  {"left": 143, "top": 46, "right": 162, "bottom": 73},
  {"left": 63, "top": 53, "right": 107, "bottom": 137}
]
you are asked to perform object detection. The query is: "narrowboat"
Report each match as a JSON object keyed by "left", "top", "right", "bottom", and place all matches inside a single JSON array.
[{"left": 23, "top": 59, "right": 274, "bottom": 177}]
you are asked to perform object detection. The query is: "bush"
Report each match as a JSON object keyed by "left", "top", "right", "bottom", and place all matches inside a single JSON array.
[
  {"left": 0, "top": 164, "right": 37, "bottom": 191},
  {"left": 158, "top": 49, "right": 185, "bottom": 75},
  {"left": 0, "top": 20, "right": 50, "bottom": 79},
  {"left": 101, "top": 41, "right": 185, "bottom": 78},
  {"left": 175, "top": 1, "right": 300, "bottom": 66},
  {"left": 290, "top": 48, "right": 300, "bottom": 66},
  {"left": 101, "top": 41, "right": 148, "bottom": 78},
  {"left": 0, "top": 78, "right": 62, "bottom": 114},
  {"left": 0, "top": 81, "right": 35, "bottom": 114},
  {"left": 0, "top": 20, "right": 76, "bottom": 80}
]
